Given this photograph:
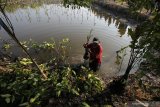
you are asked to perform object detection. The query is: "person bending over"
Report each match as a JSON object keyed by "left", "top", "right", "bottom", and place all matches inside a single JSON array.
[{"left": 83, "top": 37, "right": 103, "bottom": 72}]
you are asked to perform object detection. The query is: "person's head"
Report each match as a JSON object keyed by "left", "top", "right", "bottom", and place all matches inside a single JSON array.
[{"left": 93, "top": 37, "right": 100, "bottom": 43}]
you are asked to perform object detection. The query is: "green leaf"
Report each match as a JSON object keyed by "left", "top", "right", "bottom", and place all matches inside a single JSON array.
[
  {"left": 30, "top": 93, "right": 40, "bottom": 103},
  {"left": 11, "top": 95, "right": 15, "bottom": 103},
  {"left": 57, "top": 91, "right": 61, "bottom": 97},
  {"left": 20, "top": 58, "right": 33, "bottom": 66},
  {"left": 72, "top": 89, "right": 79, "bottom": 96},
  {"left": 22, "top": 80, "right": 27, "bottom": 84},
  {"left": 33, "top": 82, "right": 37, "bottom": 86},
  {"left": 5, "top": 98, "right": 10, "bottom": 103},
  {"left": 1, "top": 94, "right": 11, "bottom": 98},
  {"left": 3, "top": 43, "right": 10, "bottom": 50},
  {"left": 81, "top": 102, "right": 90, "bottom": 107},
  {"left": 19, "top": 102, "right": 29, "bottom": 106},
  {"left": 88, "top": 74, "right": 92, "bottom": 78},
  {"left": 30, "top": 98, "right": 35, "bottom": 103}
]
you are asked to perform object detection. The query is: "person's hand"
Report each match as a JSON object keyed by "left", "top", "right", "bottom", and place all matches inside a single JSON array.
[{"left": 83, "top": 43, "right": 88, "bottom": 48}]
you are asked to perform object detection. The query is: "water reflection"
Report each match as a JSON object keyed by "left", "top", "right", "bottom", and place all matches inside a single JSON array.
[
  {"left": 0, "top": 0, "right": 131, "bottom": 77},
  {"left": 91, "top": 6, "right": 128, "bottom": 37},
  {"left": 118, "top": 23, "right": 128, "bottom": 37}
]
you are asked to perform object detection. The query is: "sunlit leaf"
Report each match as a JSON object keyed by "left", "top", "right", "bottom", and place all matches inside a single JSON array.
[
  {"left": 20, "top": 58, "right": 33, "bottom": 66},
  {"left": 3, "top": 43, "right": 10, "bottom": 50},
  {"left": 72, "top": 89, "right": 79, "bottom": 96},
  {"left": 81, "top": 102, "right": 90, "bottom": 107},
  {"left": 19, "top": 102, "right": 29, "bottom": 106},
  {"left": 88, "top": 74, "right": 92, "bottom": 78},
  {"left": 57, "top": 91, "right": 61, "bottom": 97},
  {"left": 1, "top": 94, "right": 11, "bottom": 98},
  {"left": 5, "top": 97, "right": 10, "bottom": 103}
]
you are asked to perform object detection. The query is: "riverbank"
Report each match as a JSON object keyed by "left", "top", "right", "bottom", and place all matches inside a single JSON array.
[
  {"left": 89, "top": 73, "right": 160, "bottom": 106},
  {"left": 92, "top": 0, "right": 150, "bottom": 26},
  {"left": 0, "top": 56, "right": 160, "bottom": 106},
  {"left": 0, "top": 38, "right": 159, "bottom": 106},
  {"left": 90, "top": 1, "right": 160, "bottom": 106}
]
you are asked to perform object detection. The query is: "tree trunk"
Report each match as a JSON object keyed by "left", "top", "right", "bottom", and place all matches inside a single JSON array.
[{"left": 123, "top": 64, "right": 132, "bottom": 80}]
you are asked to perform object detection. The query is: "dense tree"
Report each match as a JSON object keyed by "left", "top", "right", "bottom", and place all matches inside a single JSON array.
[{"left": 117, "top": 0, "right": 160, "bottom": 79}]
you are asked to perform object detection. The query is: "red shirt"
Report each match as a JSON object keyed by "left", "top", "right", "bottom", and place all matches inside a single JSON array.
[{"left": 84, "top": 42, "right": 103, "bottom": 64}]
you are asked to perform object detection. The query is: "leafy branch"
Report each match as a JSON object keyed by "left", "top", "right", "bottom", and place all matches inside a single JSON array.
[{"left": 0, "top": 0, "right": 47, "bottom": 79}]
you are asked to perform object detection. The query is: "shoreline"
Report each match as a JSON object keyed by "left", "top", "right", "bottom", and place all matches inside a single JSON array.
[{"left": 92, "top": 0, "right": 150, "bottom": 27}]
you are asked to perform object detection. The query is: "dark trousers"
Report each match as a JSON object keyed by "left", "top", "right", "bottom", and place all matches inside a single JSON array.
[{"left": 89, "top": 59, "right": 101, "bottom": 72}]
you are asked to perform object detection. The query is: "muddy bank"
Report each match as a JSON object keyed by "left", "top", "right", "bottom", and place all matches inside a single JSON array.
[
  {"left": 1, "top": 57, "right": 160, "bottom": 107},
  {"left": 92, "top": 1, "right": 149, "bottom": 26}
]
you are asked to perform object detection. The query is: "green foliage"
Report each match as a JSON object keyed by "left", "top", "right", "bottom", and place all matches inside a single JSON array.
[
  {"left": 114, "top": 0, "right": 156, "bottom": 13},
  {"left": 0, "top": 0, "right": 49, "bottom": 13},
  {"left": 113, "top": 0, "right": 160, "bottom": 79},
  {"left": 3, "top": 43, "right": 11, "bottom": 50},
  {"left": 76, "top": 67, "right": 104, "bottom": 95},
  {"left": 20, "top": 58, "right": 33, "bottom": 66},
  {"left": 0, "top": 38, "right": 104, "bottom": 106},
  {"left": 81, "top": 102, "right": 90, "bottom": 107},
  {"left": 63, "top": 0, "right": 92, "bottom": 8},
  {"left": 0, "top": 65, "right": 104, "bottom": 106}
]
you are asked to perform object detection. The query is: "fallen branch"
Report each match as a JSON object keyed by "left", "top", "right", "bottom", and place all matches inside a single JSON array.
[{"left": 136, "top": 99, "right": 149, "bottom": 107}]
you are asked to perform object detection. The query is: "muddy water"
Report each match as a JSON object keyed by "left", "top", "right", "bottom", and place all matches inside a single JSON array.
[{"left": 0, "top": 1, "right": 132, "bottom": 77}]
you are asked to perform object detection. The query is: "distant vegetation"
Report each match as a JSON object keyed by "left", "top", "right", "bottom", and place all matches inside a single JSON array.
[{"left": 1, "top": 0, "right": 62, "bottom": 12}]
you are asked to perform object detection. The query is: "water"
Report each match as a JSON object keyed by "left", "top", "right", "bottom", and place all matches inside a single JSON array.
[{"left": 0, "top": 0, "right": 132, "bottom": 77}]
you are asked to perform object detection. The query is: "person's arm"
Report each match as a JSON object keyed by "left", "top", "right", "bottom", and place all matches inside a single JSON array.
[
  {"left": 83, "top": 43, "right": 92, "bottom": 53},
  {"left": 83, "top": 43, "right": 88, "bottom": 48},
  {"left": 83, "top": 43, "right": 92, "bottom": 48}
]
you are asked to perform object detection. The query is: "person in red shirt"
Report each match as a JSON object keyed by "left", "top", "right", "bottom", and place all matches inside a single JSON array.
[{"left": 83, "top": 37, "right": 103, "bottom": 72}]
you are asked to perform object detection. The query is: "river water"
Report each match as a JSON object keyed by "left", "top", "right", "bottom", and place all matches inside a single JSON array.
[{"left": 0, "top": 0, "right": 132, "bottom": 77}]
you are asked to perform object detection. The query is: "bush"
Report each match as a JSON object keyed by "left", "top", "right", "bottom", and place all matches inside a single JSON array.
[{"left": 0, "top": 39, "right": 104, "bottom": 106}]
